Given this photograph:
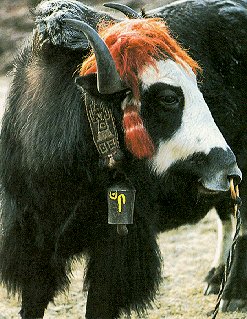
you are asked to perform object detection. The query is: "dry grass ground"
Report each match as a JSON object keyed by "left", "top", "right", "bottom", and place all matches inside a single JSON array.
[{"left": 0, "top": 209, "right": 245, "bottom": 319}]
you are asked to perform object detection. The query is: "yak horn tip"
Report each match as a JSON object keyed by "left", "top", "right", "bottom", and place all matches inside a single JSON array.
[{"left": 103, "top": 2, "right": 141, "bottom": 19}]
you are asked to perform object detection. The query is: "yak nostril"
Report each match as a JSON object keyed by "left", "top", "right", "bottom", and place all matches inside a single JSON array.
[
  {"left": 227, "top": 165, "right": 242, "bottom": 186},
  {"left": 228, "top": 174, "right": 242, "bottom": 186},
  {"left": 199, "top": 162, "right": 242, "bottom": 193}
]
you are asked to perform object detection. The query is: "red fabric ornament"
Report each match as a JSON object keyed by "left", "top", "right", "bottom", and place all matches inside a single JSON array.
[{"left": 123, "top": 104, "right": 154, "bottom": 159}]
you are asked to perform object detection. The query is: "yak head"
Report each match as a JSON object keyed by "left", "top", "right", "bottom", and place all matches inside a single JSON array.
[{"left": 65, "top": 12, "right": 241, "bottom": 195}]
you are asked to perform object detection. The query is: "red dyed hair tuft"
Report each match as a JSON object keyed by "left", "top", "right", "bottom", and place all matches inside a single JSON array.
[
  {"left": 123, "top": 105, "right": 154, "bottom": 159},
  {"left": 80, "top": 18, "right": 201, "bottom": 98}
]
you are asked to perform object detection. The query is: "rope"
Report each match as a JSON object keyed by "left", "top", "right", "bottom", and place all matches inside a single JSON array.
[{"left": 211, "top": 179, "right": 242, "bottom": 319}]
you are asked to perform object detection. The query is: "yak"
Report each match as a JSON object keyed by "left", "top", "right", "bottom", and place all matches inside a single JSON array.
[{"left": 0, "top": 0, "right": 246, "bottom": 318}]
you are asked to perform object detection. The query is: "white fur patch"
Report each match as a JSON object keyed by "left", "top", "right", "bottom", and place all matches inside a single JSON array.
[{"left": 140, "top": 59, "right": 228, "bottom": 175}]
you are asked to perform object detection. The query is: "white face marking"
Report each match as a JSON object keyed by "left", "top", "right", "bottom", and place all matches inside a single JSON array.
[{"left": 140, "top": 59, "right": 228, "bottom": 175}]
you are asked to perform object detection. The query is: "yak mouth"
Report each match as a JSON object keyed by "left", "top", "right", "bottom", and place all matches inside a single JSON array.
[{"left": 197, "top": 183, "right": 222, "bottom": 196}]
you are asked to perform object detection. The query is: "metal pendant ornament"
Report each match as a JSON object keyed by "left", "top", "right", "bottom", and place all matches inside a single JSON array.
[{"left": 108, "top": 182, "right": 136, "bottom": 235}]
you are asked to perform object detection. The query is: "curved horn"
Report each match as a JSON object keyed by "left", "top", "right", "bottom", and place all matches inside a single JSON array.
[
  {"left": 104, "top": 3, "right": 140, "bottom": 19},
  {"left": 64, "top": 19, "right": 125, "bottom": 94}
]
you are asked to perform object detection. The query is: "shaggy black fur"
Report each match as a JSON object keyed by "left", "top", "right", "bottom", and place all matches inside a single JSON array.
[{"left": 0, "top": 0, "right": 246, "bottom": 318}]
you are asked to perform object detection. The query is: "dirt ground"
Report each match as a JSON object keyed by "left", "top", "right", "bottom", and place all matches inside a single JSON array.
[{"left": 0, "top": 2, "right": 246, "bottom": 318}]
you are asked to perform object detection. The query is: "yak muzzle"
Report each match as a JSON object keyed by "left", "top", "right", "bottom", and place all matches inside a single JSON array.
[{"left": 199, "top": 147, "right": 242, "bottom": 194}]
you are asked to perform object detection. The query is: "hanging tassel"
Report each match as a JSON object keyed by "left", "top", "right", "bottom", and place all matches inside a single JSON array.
[{"left": 122, "top": 103, "right": 154, "bottom": 159}]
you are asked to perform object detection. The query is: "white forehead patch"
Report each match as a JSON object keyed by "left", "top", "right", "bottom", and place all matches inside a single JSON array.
[
  {"left": 141, "top": 58, "right": 197, "bottom": 88},
  {"left": 140, "top": 59, "right": 229, "bottom": 175}
]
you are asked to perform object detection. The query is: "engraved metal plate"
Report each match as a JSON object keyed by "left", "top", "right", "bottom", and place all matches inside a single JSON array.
[
  {"left": 85, "top": 96, "right": 120, "bottom": 158},
  {"left": 108, "top": 183, "right": 136, "bottom": 225}
]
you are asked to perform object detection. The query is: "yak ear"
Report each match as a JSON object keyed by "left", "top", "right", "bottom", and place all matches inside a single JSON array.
[
  {"left": 75, "top": 74, "right": 98, "bottom": 94},
  {"left": 75, "top": 74, "right": 128, "bottom": 99}
]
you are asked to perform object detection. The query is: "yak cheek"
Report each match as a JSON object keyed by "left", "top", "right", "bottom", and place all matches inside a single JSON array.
[
  {"left": 141, "top": 60, "right": 228, "bottom": 174},
  {"left": 141, "top": 60, "right": 241, "bottom": 191},
  {"left": 152, "top": 86, "right": 229, "bottom": 175},
  {"left": 141, "top": 60, "right": 240, "bottom": 191}
]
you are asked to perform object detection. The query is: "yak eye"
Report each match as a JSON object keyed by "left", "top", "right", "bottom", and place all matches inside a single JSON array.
[
  {"left": 158, "top": 89, "right": 180, "bottom": 110},
  {"left": 161, "top": 95, "right": 178, "bottom": 105}
]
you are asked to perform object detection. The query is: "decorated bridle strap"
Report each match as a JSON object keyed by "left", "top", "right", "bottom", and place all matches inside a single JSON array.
[{"left": 84, "top": 94, "right": 123, "bottom": 168}]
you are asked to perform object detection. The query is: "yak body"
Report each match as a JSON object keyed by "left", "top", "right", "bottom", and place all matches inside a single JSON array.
[{"left": 0, "top": 0, "right": 246, "bottom": 318}]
